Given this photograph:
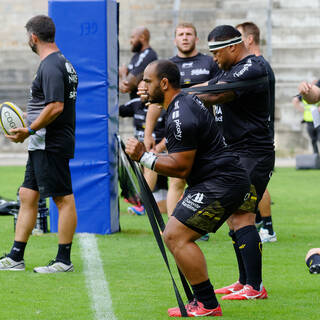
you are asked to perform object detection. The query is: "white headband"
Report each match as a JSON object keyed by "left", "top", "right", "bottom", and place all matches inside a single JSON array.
[{"left": 208, "top": 36, "right": 243, "bottom": 51}]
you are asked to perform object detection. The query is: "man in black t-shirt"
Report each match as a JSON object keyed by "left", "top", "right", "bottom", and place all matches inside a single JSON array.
[
  {"left": 126, "top": 60, "right": 251, "bottom": 317},
  {"left": 199, "top": 25, "right": 275, "bottom": 300},
  {"left": 144, "top": 23, "right": 220, "bottom": 227},
  {"left": 236, "top": 22, "right": 277, "bottom": 244},
  {"left": 119, "top": 81, "right": 168, "bottom": 214},
  {"left": 0, "top": 15, "right": 78, "bottom": 273},
  {"left": 119, "top": 26, "right": 158, "bottom": 99}
]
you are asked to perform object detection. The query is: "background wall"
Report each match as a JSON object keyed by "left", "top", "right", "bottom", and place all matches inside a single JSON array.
[{"left": 1, "top": 0, "right": 320, "bottom": 156}]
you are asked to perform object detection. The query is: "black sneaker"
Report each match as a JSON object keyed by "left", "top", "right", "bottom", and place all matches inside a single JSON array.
[{"left": 309, "top": 263, "right": 320, "bottom": 274}]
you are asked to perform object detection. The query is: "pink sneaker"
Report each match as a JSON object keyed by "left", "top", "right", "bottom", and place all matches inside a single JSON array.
[
  {"left": 127, "top": 205, "right": 145, "bottom": 216},
  {"left": 221, "top": 284, "right": 268, "bottom": 300},
  {"left": 168, "top": 299, "right": 222, "bottom": 317},
  {"left": 214, "top": 281, "right": 244, "bottom": 294}
]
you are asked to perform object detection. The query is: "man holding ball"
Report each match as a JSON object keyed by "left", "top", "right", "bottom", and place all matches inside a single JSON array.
[{"left": 0, "top": 15, "right": 78, "bottom": 273}]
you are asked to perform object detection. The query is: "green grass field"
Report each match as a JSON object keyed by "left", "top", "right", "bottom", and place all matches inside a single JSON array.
[{"left": 0, "top": 166, "right": 319, "bottom": 319}]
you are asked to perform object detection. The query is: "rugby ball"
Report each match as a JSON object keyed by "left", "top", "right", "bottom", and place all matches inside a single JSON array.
[{"left": 0, "top": 102, "right": 26, "bottom": 135}]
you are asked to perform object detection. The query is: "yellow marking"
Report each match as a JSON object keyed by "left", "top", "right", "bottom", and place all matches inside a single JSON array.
[
  {"left": 259, "top": 242, "right": 262, "bottom": 254},
  {"left": 239, "top": 244, "right": 246, "bottom": 249}
]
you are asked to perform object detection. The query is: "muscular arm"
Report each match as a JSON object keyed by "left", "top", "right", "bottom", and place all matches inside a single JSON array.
[
  {"left": 125, "top": 138, "right": 196, "bottom": 179},
  {"left": 197, "top": 90, "right": 236, "bottom": 107},
  {"left": 119, "top": 72, "right": 141, "bottom": 94},
  {"left": 6, "top": 102, "right": 64, "bottom": 143},
  {"left": 299, "top": 82, "right": 320, "bottom": 104},
  {"left": 144, "top": 104, "right": 162, "bottom": 151}
]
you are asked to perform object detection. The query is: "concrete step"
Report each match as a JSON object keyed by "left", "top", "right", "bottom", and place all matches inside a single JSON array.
[
  {"left": 272, "top": 27, "right": 320, "bottom": 44},
  {"left": 272, "top": 9, "right": 320, "bottom": 27},
  {"left": 273, "top": 0, "right": 320, "bottom": 9},
  {"left": 0, "top": 86, "right": 28, "bottom": 108},
  {"left": 273, "top": 64, "right": 320, "bottom": 84},
  {"left": 271, "top": 46, "right": 320, "bottom": 65}
]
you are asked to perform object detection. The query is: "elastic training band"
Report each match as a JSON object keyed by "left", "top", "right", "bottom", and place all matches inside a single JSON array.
[{"left": 208, "top": 36, "right": 243, "bottom": 51}]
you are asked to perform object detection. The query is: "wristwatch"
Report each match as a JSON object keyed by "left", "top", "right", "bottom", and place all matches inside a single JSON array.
[{"left": 27, "top": 127, "right": 36, "bottom": 135}]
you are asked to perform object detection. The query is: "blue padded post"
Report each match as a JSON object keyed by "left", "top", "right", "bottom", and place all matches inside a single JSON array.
[{"left": 48, "top": 0, "right": 119, "bottom": 234}]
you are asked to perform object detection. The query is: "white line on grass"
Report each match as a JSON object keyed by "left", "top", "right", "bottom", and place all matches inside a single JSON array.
[{"left": 78, "top": 233, "right": 117, "bottom": 320}]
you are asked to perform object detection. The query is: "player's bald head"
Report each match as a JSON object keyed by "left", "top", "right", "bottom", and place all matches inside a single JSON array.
[{"left": 132, "top": 26, "right": 150, "bottom": 42}]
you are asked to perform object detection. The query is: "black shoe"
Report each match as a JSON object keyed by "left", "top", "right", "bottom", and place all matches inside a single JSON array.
[{"left": 309, "top": 263, "right": 320, "bottom": 274}]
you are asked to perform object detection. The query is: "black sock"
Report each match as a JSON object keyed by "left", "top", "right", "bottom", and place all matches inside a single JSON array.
[
  {"left": 8, "top": 241, "right": 27, "bottom": 261},
  {"left": 191, "top": 279, "right": 219, "bottom": 309},
  {"left": 235, "top": 225, "right": 262, "bottom": 291},
  {"left": 306, "top": 254, "right": 320, "bottom": 268},
  {"left": 56, "top": 243, "right": 72, "bottom": 265},
  {"left": 229, "top": 230, "right": 246, "bottom": 284},
  {"left": 255, "top": 210, "right": 262, "bottom": 224},
  {"left": 262, "top": 216, "right": 274, "bottom": 234}
]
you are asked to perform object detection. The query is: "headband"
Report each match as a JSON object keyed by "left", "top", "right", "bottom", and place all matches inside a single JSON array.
[{"left": 208, "top": 36, "right": 243, "bottom": 51}]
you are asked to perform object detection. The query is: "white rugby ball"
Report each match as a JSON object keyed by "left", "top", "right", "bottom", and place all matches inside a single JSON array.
[{"left": 0, "top": 102, "right": 26, "bottom": 135}]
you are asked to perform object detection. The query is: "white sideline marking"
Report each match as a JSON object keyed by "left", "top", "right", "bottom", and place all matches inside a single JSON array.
[{"left": 78, "top": 233, "right": 117, "bottom": 320}]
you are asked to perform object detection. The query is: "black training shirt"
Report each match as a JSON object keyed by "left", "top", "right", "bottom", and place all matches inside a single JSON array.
[
  {"left": 210, "top": 54, "right": 273, "bottom": 154},
  {"left": 27, "top": 51, "right": 78, "bottom": 158},
  {"left": 166, "top": 92, "right": 247, "bottom": 186},
  {"left": 170, "top": 53, "right": 220, "bottom": 87},
  {"left": 119, "top": 98, "right": 165, "bottom": 143},
  {"left": 260, "top": 56, "right": 276, "bottom": 139},
  {"left": 127, "top": 47, "right": 158, "bottom": 99}
]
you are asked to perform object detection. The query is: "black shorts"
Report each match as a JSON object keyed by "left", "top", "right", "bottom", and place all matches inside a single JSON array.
[
  {"left": 22, "top": 150, "right": 73, "bottom": 198},
  {"left": 153, "top": 174, "right": 168, "bottom": 192},
  {"left": 238, "top": 151, "right": 275, "bottom": 202},
  {"left": 172, "top": 176, "right": 250, "bottom": 235}
]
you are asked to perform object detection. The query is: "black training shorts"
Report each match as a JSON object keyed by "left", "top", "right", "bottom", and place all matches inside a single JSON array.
[
  {"left": 22, "top": 150, "right": 73, "bottom": 198},
  {"left": 172, "top": 176, "right": 250, "bottom": 235},
  {"left": 238, "top": 150, "right": 275, "bottom": 202}
]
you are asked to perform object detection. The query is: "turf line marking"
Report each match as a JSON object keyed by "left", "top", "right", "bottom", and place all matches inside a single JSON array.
[{"left": 78, "top": 233, "right": 117, "bottom": 320}]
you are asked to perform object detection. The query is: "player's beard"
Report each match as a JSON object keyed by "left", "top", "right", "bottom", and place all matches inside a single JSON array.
[
  {"left": 131, "top": 40, "right": 143, "bottom": 53},
  {"left": 149, "top": 87, "right": 164, "bottom": 104},
  {"left": 177, "top": 42, "right": 196, "bottom": 55},
  {"left": 28, "top": 39, "right": 38, "bottom": 54}
]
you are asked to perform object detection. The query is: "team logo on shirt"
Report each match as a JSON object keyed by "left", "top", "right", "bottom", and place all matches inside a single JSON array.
[
  {"left": 233, "top": 58, "right": 252, "bottom": 78},
  {"left": 173, "top": 118, "right": 182, "bottom": 141},
  {"left": 214, "top": 105, "right": 223, "bottom": 122},
  {"left": 182, "top": 62, "right": 193, "bottom": 69},
  {"left": 191, "top": 68, "right": 210, "bottom": 76},
  {"left": 171, "top": 106, "right": 182, "bottom": 141},
  {"left": 193, "top": 96, "right": 206, "bottom": 111}
]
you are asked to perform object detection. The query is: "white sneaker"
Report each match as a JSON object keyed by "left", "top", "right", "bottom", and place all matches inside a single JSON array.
[
  {"left": 0, "top": 256, "right": 25, "bottom": 271},
  {"left": 259, "top": 227, "right": 277, "bottom": 243},
  {"left": 33, "top": 260, "right": 74, "bottom": 273}
]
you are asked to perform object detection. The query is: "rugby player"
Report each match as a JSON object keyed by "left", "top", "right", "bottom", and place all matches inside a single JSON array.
[
  {"left": 126, "top": 59, "right": 251, "bottom": 317},
  {"left": 198, "top": 25, "right": 275, "bottom": 300}
]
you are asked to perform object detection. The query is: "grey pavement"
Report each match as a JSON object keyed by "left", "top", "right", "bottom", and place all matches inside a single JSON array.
[{"left": 0, "top": 153, "right": 296, "bottom": 167}]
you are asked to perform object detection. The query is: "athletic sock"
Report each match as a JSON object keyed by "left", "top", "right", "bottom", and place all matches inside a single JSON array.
[
  {"left": 8, "top": 241, "right": 27, "bottom": 261},
  {"left": 191, "top": 279, "right": 219, "bottom": 309},
  {"left": 235, "top": 225, "right": 262, "bottom": 291},
  {"left": 255, "top": 210, "right": 262, "bottom": 224},
  {"left": 262, "top": 216, "right": 274, "bottom": 234},
  {"left": 55, "top": 243, "right": 72, "bottom": 265},
  {"left": 229, "top": 230, "right": 246, "bottom": 285},
  {"left": 306, "top": 254, "right": 320, "bottom": 268}
]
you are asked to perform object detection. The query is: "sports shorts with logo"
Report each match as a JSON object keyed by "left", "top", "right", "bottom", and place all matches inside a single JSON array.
[
  {"left": 172, "top": 175, "right": 250, "bottom": 235},
  {"left": 22, "top": 150, "right": 73, "bottom": 198},
  {"left": 238, "top": 150, "right": 275, "bottom": 204}
]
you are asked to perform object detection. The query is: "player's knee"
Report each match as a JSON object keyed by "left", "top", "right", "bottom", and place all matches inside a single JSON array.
[
  {"left": 230, "top": 211, "right": 255, "bottom": 230},
  {"left": 19, "top": 187, "right": 39, "bottom": 206}
]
